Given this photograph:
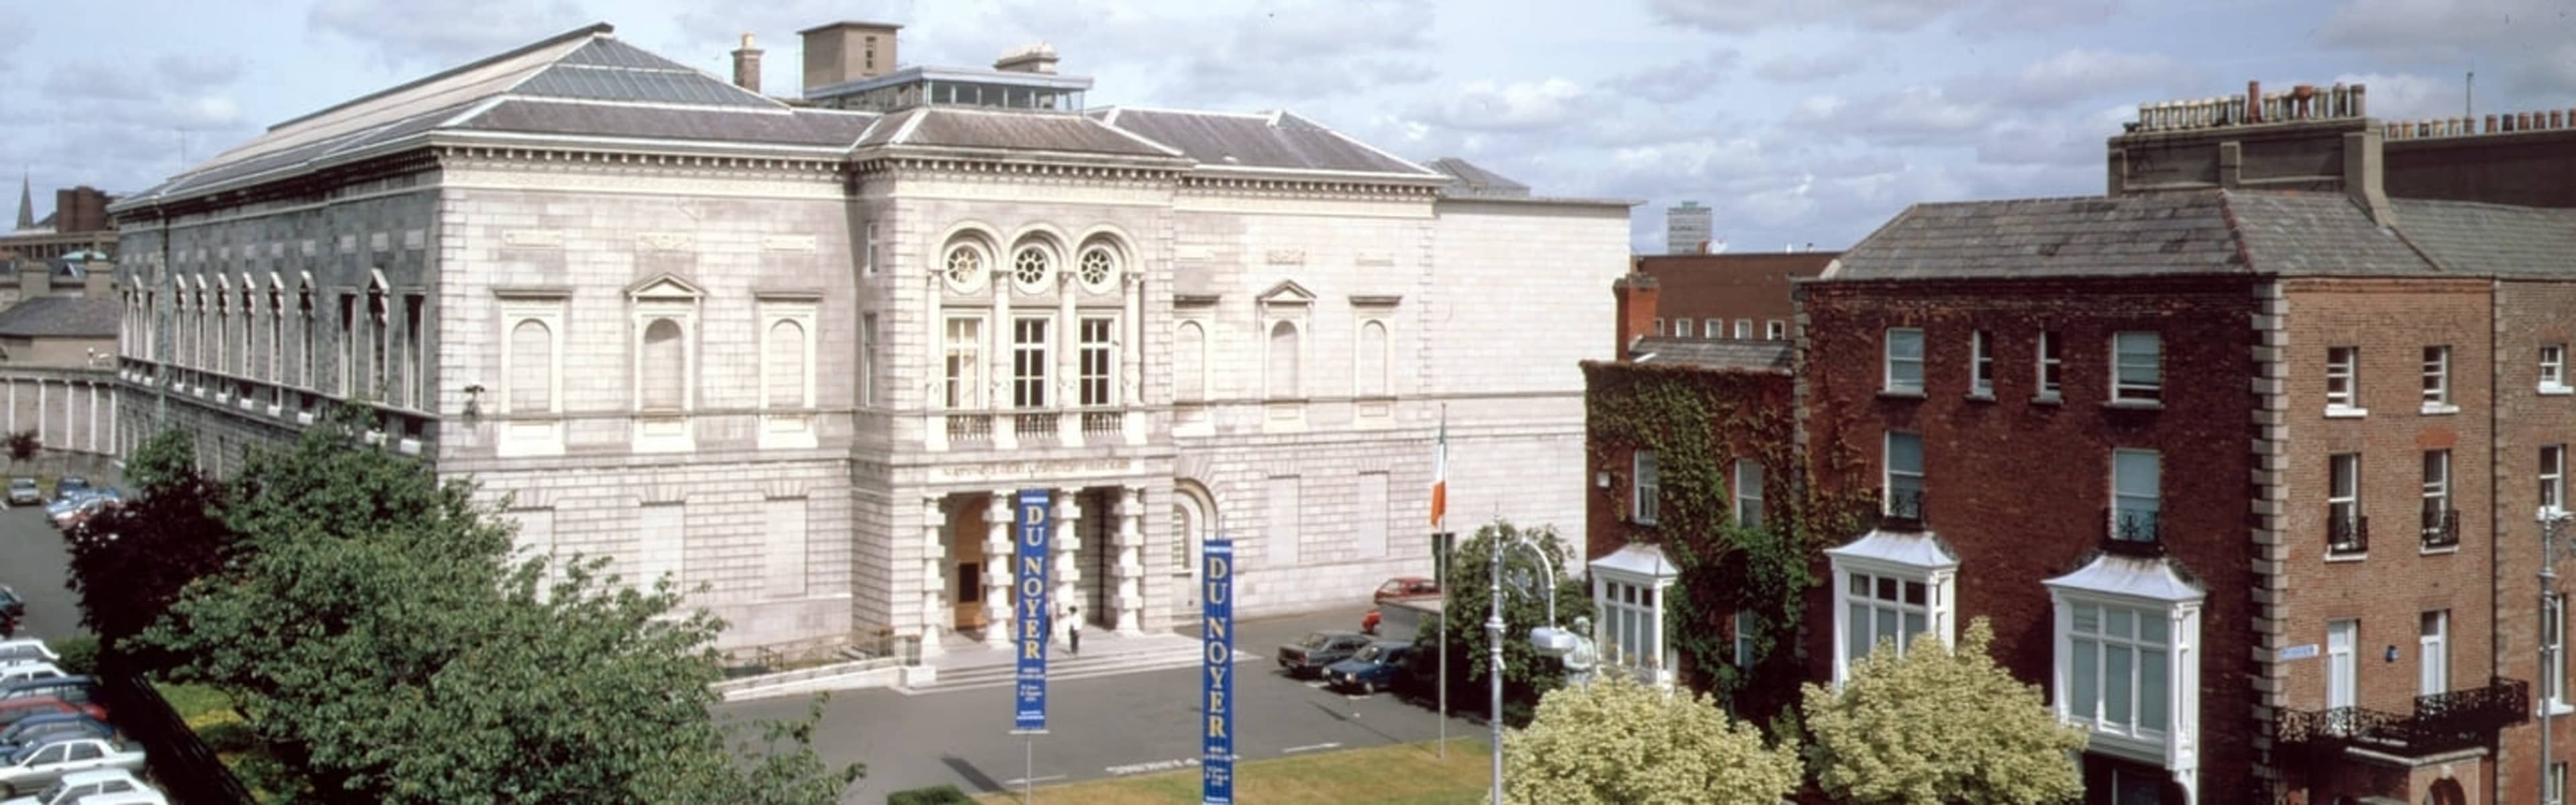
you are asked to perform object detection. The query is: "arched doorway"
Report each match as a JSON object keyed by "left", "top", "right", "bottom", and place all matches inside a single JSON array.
[
  {"left": 1175, "top": 480, "right": 1215, "bottom": 609},
  {"left": 2426, "top": 778, "right": 2466, "bottom": 805}
]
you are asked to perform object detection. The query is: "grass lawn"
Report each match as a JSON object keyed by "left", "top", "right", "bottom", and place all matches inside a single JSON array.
[
  {"left": 975, "top": 739, "right": 1491, "bottom": 804},
  {"left": 154, "top": 681, "right": 289, "bottom": 803}
]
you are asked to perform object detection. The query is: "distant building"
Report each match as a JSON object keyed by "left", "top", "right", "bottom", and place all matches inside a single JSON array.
[
  {"left": 1631, "top": 251, "right": 1834, "bottom": 342},
  {"left": 0, "top": 256, "right": 121, "bottom": 455},
  {"left": 1664, "top": 201, "right": 1712, "bottom": 256},
  {"left": 2, "top": 185, "right": 117, "bottom": 264}
]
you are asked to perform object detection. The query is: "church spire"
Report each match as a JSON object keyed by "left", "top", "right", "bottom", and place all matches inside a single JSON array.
[{"left": 13, "top": 170, "right": 30, "bottom": 231}]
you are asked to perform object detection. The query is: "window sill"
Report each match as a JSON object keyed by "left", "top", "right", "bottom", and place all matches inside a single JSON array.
[
  {"left": 2542, "top": 384, "right": 2574, "bottom": 397},
  {"left": 2324, "top": 551, "right": 2368, "bottom": 564},
  {"left": 2324, "top": 407, "right": 2369, "bottom": 419},
  {"left": 1964, "top": 391, "right": 1995, "bottom": 402},
  {"left": 2032, "top": 392, "right": 2063, "bottom": 406},
  {"left": 2420, "top": 543, "right": 2461, "bottom": 556},
  {"left": 2101, "top": 398, "right": 2163, "bottom": 411},
  {"left": 1878, "top": 388, "right": 1926, "bottom": 400},
  {"left": 2546, "top": 701, "right": 2575, "bottom": 718},
  {"left": 2420, "top": 402, "right": 2460, "bottom": 416}
]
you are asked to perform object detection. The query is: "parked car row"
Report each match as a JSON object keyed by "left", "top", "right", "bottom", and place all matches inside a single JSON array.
[{"left": 0, "top": 637, "right": 168, "bottom": 802}]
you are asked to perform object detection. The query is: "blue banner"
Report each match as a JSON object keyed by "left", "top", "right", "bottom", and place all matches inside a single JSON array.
[
  {"left": 1201, "top": 539, "right": 1234, "bottom": 804},
  {"left": 1014, "top": 489, "right": 1052, "bottom": 734}
]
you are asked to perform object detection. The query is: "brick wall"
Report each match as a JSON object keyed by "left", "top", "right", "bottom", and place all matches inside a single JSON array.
[
  {"left": 1637, "top": 252, "right": 1829, "bottom": 340},
  {"left": 1801, "top": 274, "right": 2261, "bottom": 801},
  {"left": 1578, "top": 360, "right": 1795, "bottom": 562},
  {"left": 2490, "top": 279, "right": 2576, "bottom": 804}
]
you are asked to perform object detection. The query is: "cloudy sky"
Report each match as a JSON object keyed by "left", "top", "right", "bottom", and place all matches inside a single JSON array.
[{"left": 5, "top": 0, "right": 2573, "bottom": 253}]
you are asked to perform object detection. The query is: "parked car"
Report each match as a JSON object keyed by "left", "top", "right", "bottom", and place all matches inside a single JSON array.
[
  {"left": 1373, "top": 577, "right": 1440, "bottom": 604},
  {"left": 44, "top": 492, "right": 115, "bottom": 529},
  {"left": 46, "top": 480, "right": 85, "bottom": 504},
  {"left": 0, "top": 702, "right": 102, "bottom": 733},
  {"left": 48, "top": 500, "right": 111, "bottom": 531},
  {"left": 1275, "top": 631, "right": 1374, "bottom": 678},
  {"left": 0, "top": 680, "right": 99, "bottom": 714},
  {"left": 0, "top": 588, "right": 19, "bottom": 621},
  {"left": 0, "top": 767, "right": 149, "bottom": 805},
  {"left": 0, "top": 714, "right": 113, "bottom": 756},
  {"left": 3, "top": 481, "right": 35, "bottom": 508},
  {"left": 0, "top": 738, "right": 143, "bottom": 797},
  {"left": 68, "top": 790, "right": 167, "bottom": 805},
  {"left": 0, "top": 645, "right": 52, "bottom": 669},
  {"left": 1324, "top": 641, "right": 1417, "bottom": 694},
  {"left": 0, "top": 667, "right": 58, "bottom": 687}
]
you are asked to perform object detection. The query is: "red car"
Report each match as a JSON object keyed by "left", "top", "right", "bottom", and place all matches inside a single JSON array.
[
  {"left": 0, "top": 697, "right": 106, "bottom": 729},
  {"left": 1373, "top": 577, "right": 1439, "bottom": 604}
]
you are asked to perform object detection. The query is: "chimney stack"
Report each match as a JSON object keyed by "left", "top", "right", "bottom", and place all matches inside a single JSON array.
[
  {"left": 798, "top": 21, "right": 903, "bottom": 94},
  {"left": 19, "top": 262, "right": 48, "bottom": 299},
  {"left": 83, "top": 262, "right": 112, "bottom": 297},
  {"left": 731, "top": 34, "right": 763, "bottom": 94},
  {"left": 1612, "top": 272, "right": 1660, "bottom": 360},
  {"left": 995, "top": 43, "right": 1059, "bottom": 74}
]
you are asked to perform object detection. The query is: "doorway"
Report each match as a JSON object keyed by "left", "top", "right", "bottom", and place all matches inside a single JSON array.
[{"left": 952, "top": 494, "right": 989, "bottom": 634}]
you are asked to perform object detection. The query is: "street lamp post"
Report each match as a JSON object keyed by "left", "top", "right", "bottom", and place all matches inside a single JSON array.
[
  {"left": 1485, "top": 531, "right": 1580, "bottom": 805},
  {"left": 2544, "top": 506, "right": 2576, "bottom": 804}
]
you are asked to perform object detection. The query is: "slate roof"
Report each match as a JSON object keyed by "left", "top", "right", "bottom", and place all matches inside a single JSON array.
[
  {"left": 857, "top": 107, "right": 1182, "bottom": 158},
  {"left": 1092, "top": 108, "right": 1442, "bottom": 177},
  {"left": 0, "top": 297, "right": 119, "bottom": 339},
  {"left": 1425, "top": 157, "right": 1530, "bottom": 199},
  {"left": 1627, "top": 337, "right": 1793, "bottom": 372},
  {"left": 1832, "top": 189, "right": 2576, "bottom": 282}
]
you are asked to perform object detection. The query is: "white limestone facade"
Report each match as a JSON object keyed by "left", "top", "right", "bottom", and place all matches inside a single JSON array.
[{"left": 105, "top": 25, "right": 1629, "bottom": 657}]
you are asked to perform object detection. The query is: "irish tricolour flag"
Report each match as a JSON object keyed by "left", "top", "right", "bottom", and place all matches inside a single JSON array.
[{"left": 1430, "top": 411, "right": 1446, "bottom": 527}]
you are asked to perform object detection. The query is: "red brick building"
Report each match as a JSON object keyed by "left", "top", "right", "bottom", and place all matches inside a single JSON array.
[
  {"left": 1633, "top": 252, "right": 1833, "bottom": 342},
  {"left": 1588, "top": 82, "right": 2576, "bottom": 805}
]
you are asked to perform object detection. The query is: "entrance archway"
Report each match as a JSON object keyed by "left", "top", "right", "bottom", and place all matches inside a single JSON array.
[
  {"left": 1174, "top": 480, "right": 1215, "bottom": 608},
  {"left": 2427, "top": 778, "right": 2465, "bottom": 805}
]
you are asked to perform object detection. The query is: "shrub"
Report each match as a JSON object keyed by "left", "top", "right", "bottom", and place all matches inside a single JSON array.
[
  {"left": 49, "top": 635, "right": 97, "bottom": 676},
  {"left": 885, "top": 785, "right": 973, "bottom": 804}
]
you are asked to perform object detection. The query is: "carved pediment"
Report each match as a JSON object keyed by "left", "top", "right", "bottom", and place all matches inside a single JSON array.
[
  {"left": 1256, "top": 280, "right": 1316, "bottom": 308},
  {"left": 625, "top": 272, "right": 704, "bottom": 301}
]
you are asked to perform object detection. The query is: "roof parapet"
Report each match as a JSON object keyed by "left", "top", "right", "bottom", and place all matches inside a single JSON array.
[
  {"left": 2386, "top": 108, "right": 2576, "bottom": 140},
  {"left": 2129, "top": 81, "right": 2366, "bottom": 133}
]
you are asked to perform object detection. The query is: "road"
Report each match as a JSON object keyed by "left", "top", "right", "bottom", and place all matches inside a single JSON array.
[
  {"left": 718, "top": 606, "right": 1486, "bottom": 802},
  {"left": 0, "top": 469, "right": 106, "bottom": 643}
]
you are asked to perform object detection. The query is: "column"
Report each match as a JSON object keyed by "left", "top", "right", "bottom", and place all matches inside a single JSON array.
[
  {"left": 1052, "top": 487, "right": 1083, "bottom": 645},
  {"left": 982, "top": 490, "right": 1014, "bottom": 649},
  {"left": 8, "top": 380, "right": 15, "bottom": 434},
  {"left": 1114, "top": 485, "right": 1145, "bottom": 635},
  {"left": 1122, "top": 271, "right": 1144, "bottom": 445},
  {"left": 989, "top": 269, "right": 1016, "bottom": 449},
  {"left": 34, "top": 382, "right": 45, "bottom": 446},
  {"left": 87, "top": 384, "right": 98, "bottom": 453},
  {"left": 924, "top": 274, "right": 949, "bottom": 451},
  {"left": 1057, "top": 272, "right": 1079, "bottom": 445},
  {"left": 917, "top": 495, "right": 949, "bottom": 659}
]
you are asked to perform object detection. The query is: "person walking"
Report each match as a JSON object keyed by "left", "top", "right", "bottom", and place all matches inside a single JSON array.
[{"left": 1067, "top": 605, "right": 1082, "bottom": 656}]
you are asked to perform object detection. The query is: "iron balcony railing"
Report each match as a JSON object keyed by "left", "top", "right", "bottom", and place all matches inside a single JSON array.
[
  {"left": 1880, "top": 489, "right": 1926, "bottom": 532},
  {"left": 2275, "top": 676, "right": 2529, "bottom": 761},
  {"left": 2421, "top": 506, "right": 2461, "bottom": 549},
  {"left": 2102, "top": 507, "right": 2164, "bottom": 556},
  {"left": 2327, "top": 510, "right": 2369, "bottom": 556}
]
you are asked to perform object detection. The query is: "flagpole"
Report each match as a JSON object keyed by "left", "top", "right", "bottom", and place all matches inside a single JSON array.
[{"left": 1437, "top": 403, "right": 1448, "bottom": 761}]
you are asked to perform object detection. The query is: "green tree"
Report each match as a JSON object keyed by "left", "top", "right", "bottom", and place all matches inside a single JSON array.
[
  {"left": 140, "top": 411, "right": 857, "bottom": 803},
  {"left": 62, "top": 430, "right": 232, "bottom": 663},
  {"left": 1801, "top": 619, "right": 2086, "bottom": 805},
  {"left": 1430, "top": 520, "right": 1591, "bottom": 725},
  {"left": 5, "top": 429, "right": 36, "bottom": 466},
  {"left": 1503, "top": 674, "right": 1801, "bottom": 805}
]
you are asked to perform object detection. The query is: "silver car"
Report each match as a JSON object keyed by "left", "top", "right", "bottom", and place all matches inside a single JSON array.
[{"left": 0, "top": 739, "right": 143, "bottom": 797}]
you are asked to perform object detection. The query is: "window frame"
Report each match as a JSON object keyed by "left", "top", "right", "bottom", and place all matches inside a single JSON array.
[
  {"left": 1969, "top": 329, "right": 1994, "bottom": 398},
  {"left": 1733, "top": 458, "right": 1764, "bottom": 529},
  {"left": 1705, "top": 318, "right": 1722, "bottom": 339},
  {"left": 2548, "top": 445, "right": 2567, "bottom": 515},
  {"left": 2551, "top": 595, "right": 2570, "bottom": 710},
  {"left": 943, "top": 315, "right": 986, "bottom": 411},
  {"left": 759, "top": 300, "right": 820, "bottom": 449},
  {"left": 2420, "top": 609, "right": 2449, "bottom": 696},
  {"left": 2061, "top": 599, "right": 2178, "bottom": 740},
  {"left": 2111, "top": 449, "right": 2159, "bottom": 543},
  {"left": 2112, "top": 331, "right": 2161, "bottom": 402},
  {"left": 2045, "top": 576, "right": 2203, "bottom": 778},
  {"left": 1078, "top": 315, "right": 1117, "bottom": 407},
  {"left": 1734, "top": 319, "right": 1752, "bottom": 339},
  {"left": 1884, "top": 327, "right": 1925, "bottom": 394},
  {"left": 2038, "top": 330, "right": 2063, "bottom": 400},
  {"left": 1733, "top": 610, "right": 1758, "bottom": 667},
  {"left": 494, "top": 295, "right": 567, "bottom": 458},
  {"left": 1835, "top": 568, "right": 1942, "bottom": 681},
  {"left": 1766, "top": 320, "right": 1786, "bottom": 340},
  {"left": 2423, "top": 449, "right": 2454, "bottom": 549},
  {"left": 2326, "top": 345, "right": 2359, "bottom": 412},
  {"left": 1632, "top": 449, "right": 1660, "bottom": 525},
  {"left": 2546, "top": 343, "right": 2570, "bottom": 393},
  {"left": 1674, "top": 318, "right": 1694, "bottom": 339},
  {"left": 2422, "top": 345, "right": 2453, "bottom": 411},
  {"left": 2328, "top": 452, "right": 2363, "bottom": 554},
  {"left": 1011, "top": 315, "right": 1051, "bottom": 409},
  {"left": 1884, "top": 431, "right": 1924, "bottom": 517}
]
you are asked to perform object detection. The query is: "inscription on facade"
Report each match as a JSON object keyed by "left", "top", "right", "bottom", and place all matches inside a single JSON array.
[
  {"left": 501, "top": 229, "right": 566, "bottom": 249},
  {"left": 930, "top": 458, "right": 1148, "bottom": 484},
  {"left": 761, "top": 234, "right": 818, "bottom": 253},
  {"left": 1265, "top": 249, "right": 1305, "bottom": 265},
  {"left": 637, "top": 232, "right": 695, "bottom": 252}
]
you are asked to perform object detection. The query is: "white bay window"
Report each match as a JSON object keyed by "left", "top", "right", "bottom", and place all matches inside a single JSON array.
[
  {"left": 2047, "top": 554, "right": 2205, "bottom": 804},
  {"left": 1825, "top": 528, "right": 1957, "bottom": 686},
  {"left": 1589, "top": 543, "right": 1678, "bottom": 688}
]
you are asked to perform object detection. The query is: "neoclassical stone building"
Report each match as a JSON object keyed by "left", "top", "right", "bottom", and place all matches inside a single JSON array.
[{"left": 107, "top": 23, "right": 1627, "bottom": 655}]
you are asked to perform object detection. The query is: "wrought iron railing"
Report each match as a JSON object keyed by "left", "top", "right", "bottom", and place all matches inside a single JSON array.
[
  {"left": 2276, "top": 676, "right": 2528, "bottom": 761},
  {"left": 2421, "top": 506, "right": 2461, "bottom": 549},
  {"left": 2102, "top": 506, "right": 2164, "bottom": 556},
  {"left": 1880, "top": 489, "right": 1926, "bottom": 531},
  {"left": 2327, "top": 510, "right": 2369, "bottom": 555}
]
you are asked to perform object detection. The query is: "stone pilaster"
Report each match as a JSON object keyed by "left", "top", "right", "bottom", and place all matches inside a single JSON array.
[
  {"left": 983, "top": 490, "right": 1014, "bottom": 649},
  {"left": 1053, "top": 488, "right": 1084, "bottom": 643},
  {"left": 1114, "top": 485, "right": 1145, "bottom": 635},
  {"left": 918, "top": 495, "right": 949, "bottom": 659},
  {"left": 989, "top": 269, "right": 1016, "bottom": 449}
]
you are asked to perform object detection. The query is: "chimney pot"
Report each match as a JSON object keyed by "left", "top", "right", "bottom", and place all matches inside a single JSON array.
[
  {"left": 2487, "top": 114, "right": 2499, "bottom": 133},
  {"left": 2247, "top": 80, "right": 2262, "bottom": 123},
  {"left": 1612, "top": 272, "right": 1660, "bottom": 360},
  {"left": 2351, "top": 84, "right": 2366, "bottom": 117}
]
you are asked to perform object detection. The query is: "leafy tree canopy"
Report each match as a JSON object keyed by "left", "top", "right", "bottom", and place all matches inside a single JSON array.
[
  {"left": 1429, "top": 521, "right": 1593, "bottom": 723},
  {"left": 62, "top": 431, "right": 230, "bottom": 662},
  {"left": 1801, "top": 619, "right": 2086, "bottom": 805},
  {"left": 1503, "top": 674, "right": 1801, "bottom": 805}
]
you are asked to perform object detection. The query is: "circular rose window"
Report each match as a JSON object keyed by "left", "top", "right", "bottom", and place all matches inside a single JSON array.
[
  {"left": 1077, "top": 246, "right": 1115, "bottom": 290},
  {"left": 943, "top": 246, "right": 983, "bottom": 288},
  {"left": 1013, "top": 246, "right": 1052, "bottom": 289}
]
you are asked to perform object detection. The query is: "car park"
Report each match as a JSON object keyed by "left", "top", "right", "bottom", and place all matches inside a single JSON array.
[
  {"left": 0, "top": 768, "right": 151, "bottom": 805},
  {"left": 0, "top": 702, "right": 97, "bottom": 733},
  {"left": 3, "top": 480, "right": 36, "bottom": 508},
  {"left": 0, "top": 667, "right": 60, "bottom": 687},
  {"left": 0, "top": 680, "right": 99, "bottom": 716},
  {"left": 1275, "top": 631, "right": 1374, "bottom": 678},
  {"left": 47, "top": 480, "right": 85, "bottom": 503},
  {"left": 0, "top": 714, "right": 112, "bottom": 756},
  {"left": 0, "top": 739, "right": 144, "bottom": 797},
  {"left": 1324, "top": 641, "right": 1417, "bottom": 694}
]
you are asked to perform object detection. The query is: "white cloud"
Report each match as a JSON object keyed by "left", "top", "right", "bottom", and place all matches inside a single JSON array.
[
  {"left": 1413, "top": 78, "right": 1602, "bottom": 131},
  {"left": 1647, "top": 0, "right": 1972, "bottom": 33},
  {"left": 1754, "top": 50, "right": 1864, "bottom": 83},
  {"left": 1968, "top": 49, "right": 2194, "bottom": 108},
  {"left": 307, "top": 0, "right": 590, "bottom": 68},
  {"left": 1610, "top": 51, "right": 1739, "bottom": 103},
  {"left": 2319, "top": 0, "right": 2576, "bottom": 100},
  {"left": 1789, "top": 86, "right": 1991, "bottom": 146},
  {"left": 2332, "top": 71, "right": 2463, "bottom": 123}
]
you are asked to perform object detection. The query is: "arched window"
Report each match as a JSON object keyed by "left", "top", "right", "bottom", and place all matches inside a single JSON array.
[
  {"left": 944, "top": 243, "right": 985, "bottom": 290},
  {"left": 508, "top": 319, "right": 553, "bottom": 413},
  {"left": 640, "top": 318, "right": 684, "bottom": 411},
  {"left": 1358, "top": 321, "right": 1388, "bottom": 397},
  {"left": 765, "top": 319, "right": 808, "bottom": 408},
  {"left": 1012, "top": 245, "right": 1053, "bottom": 292},
  {"left": 1267, "top": 320, "right": 1300, "bottom": 398},
  {"left": 1175, "top": 321, "right": 1206, "bottom": 401}
]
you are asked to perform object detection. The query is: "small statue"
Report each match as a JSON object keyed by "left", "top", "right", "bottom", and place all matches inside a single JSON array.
[{"left": 1562, "top": 615, "right": 1599, "bottom": 687}]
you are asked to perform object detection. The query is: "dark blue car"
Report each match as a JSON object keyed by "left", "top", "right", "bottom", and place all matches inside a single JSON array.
[
  {"left": 1324, "top": 641, "right": 1416, "bottom": 694},
  {"left": 0, "top": 712, "right": 112, "bottom": 755}
]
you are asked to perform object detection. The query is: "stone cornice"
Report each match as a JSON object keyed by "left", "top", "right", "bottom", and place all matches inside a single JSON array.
[
  {"left": 852, "top": 154, "right": 1187, "bottom": 186},
  {"left": 433, "top": 144, "right": 845, "bottom": 181},
  {"left": 1179, "top": 174, "right": 1442, "bottom": 202}
]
